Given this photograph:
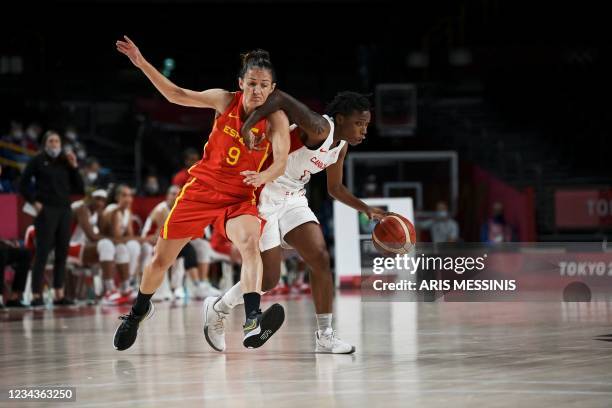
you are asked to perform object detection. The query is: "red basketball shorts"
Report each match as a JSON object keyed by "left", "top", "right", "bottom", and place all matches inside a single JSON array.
[{"left": 160, "top": 178, "right": 262, "bottom": 241}]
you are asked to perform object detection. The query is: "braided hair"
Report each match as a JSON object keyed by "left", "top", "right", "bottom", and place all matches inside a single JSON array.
[{"left": 325, "top": 91, "right": 371, "bottom": 119}]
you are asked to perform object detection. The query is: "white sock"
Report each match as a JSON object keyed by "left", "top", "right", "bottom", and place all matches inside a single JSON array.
[
  {"left": 216, "top": 282, "right": 244, "bottom": 314},
  {"left": 171, "top": 258, "right": 185, "bottom": 289},
  {"left": 120, "top": 280, "right": 130, "bottom": 292},
  {"left": 316, "top": 313, "right": 332, "bottom": 332},
  {"left": 104, "top": 279, "right": 116, "bottom": 292}
]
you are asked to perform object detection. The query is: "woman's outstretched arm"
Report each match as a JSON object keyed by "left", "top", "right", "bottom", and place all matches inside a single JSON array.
[{"left": 116, "top": 35, "right": 233, "bottom": 112}]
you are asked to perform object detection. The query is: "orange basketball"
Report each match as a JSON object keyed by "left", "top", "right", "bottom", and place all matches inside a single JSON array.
[{"left": 372, "top": 213, "right": 416, "bottom": 255}]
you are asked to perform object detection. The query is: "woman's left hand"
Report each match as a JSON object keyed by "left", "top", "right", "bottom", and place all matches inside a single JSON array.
[{"left": 241, "top": 170, "right": 268, "bottom": 188}]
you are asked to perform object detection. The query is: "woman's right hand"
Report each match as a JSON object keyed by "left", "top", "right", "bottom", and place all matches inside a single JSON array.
[
  {"left": 116, "top": 35, "right": 145, "bottom": 68},
  {"left": 34, "top": 202, "right": 43, "bottom": 213}
]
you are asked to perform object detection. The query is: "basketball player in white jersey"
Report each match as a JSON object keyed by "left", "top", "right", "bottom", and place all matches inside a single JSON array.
[
  {"left": 204, "top": 91, "right": 385, "bottom": 353},
  {"left": 69, "top": 189, "right": 118, "bottom": 290},
  {"left": 140, "top": 185, "right": 179, "bottom": 301},
  {"left": 141, "top": 186, "right": 221, "bottom": 300},
  {"left": 100, "top": 184, "right": 143, "bottom": 304}
]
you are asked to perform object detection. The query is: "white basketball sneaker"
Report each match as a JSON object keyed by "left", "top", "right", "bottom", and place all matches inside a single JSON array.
[
  {"left": 173, "top": 287, "right": 186, "bottom": 300},
  {"left": 102, "top": 290, "right": 122, "bottom": 306},
  {"left": 203, "top": 296, "right": 227, "bottom": 352},
  {"left": 152, "top": 288, "right": 172, "bottom": 302},
  {"left": 315, "top": 328, "right": 355, "bottom": 354},
  {"left": 199, "top": 281, "right": 221, "bottom": 298}
]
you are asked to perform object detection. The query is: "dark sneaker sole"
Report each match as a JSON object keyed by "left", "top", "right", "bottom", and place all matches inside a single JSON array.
[{"left": 243, "top": 303, "right": 285, "bottom": 349}]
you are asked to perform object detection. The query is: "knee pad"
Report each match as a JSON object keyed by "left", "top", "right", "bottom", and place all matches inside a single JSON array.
[
  {"left": 115, "top": 243, "right": 129, "bottom": 264},
  {"left": 97, "top": 238, "right": 115, "bottom": 262}
]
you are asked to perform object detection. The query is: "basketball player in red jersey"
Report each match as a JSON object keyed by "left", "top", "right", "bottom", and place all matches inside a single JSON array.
[
  {"left": 113, "top": 36, "right": 290, "bottom": 351},
  {"left": 203, "top": 90, "right": 386, "bottom": 353}
]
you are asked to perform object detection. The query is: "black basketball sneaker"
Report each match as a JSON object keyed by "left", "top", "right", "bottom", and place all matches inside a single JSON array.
[
  {"left": 242, "top": 303, "right": 285, "bottom": 349},
  {"left": 113, "top": 301, "right": 155, "bottom": 351}
]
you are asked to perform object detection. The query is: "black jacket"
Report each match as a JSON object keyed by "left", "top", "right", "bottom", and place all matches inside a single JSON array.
[{"left": 19, "top": 152, "right": 85, "bottom": 208}]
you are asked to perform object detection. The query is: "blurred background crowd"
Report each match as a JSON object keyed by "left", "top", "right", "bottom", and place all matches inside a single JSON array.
[{"left": 1, "top": 0, "right": 610, "bottom": 308}]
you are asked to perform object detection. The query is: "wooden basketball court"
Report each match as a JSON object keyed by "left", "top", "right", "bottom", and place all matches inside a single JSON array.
[{"left": 2, "top": 294, "right": 612, "bottom": 407}]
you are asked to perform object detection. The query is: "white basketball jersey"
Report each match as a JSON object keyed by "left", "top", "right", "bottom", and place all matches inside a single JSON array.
[
  {"left": 104, "top": 203, "right": 131, "bottom": 236},
  {"left": 262, "top": 115, "right": 346, "bottom": 198},
  {"left": 141, "top": 201, "right": 170, "bottom": 237},
  {"left": 70, "top": 200, "right": 99, "bottom": 244}
]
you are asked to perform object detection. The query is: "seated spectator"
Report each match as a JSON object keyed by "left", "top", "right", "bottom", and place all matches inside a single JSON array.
[
  {"left": 99, "top": 184, "right": 143, "bottom": 305},
  {"left": 24, "top": 123, "right": 42, "bottom": 151},
  {"left": 3, "top": 121, "right": 24, "bottom": 145},
  {"left": 69, "top": 189, "right": 119, "bottom": 299},
  {"left": 1, "top": 121, "right": 35, "bottom": 166},
  {"left": 0, "top": 238, "right": 32, "bottom": 309},
  {"left": 81, "top": 157, "right": 113, "bottom": 191},
  {"left": 172, "top": 148, "right": 199, "bottom": 187},
  {"left": 141, "top": 174, "right": 162, "bottom": 196},
  {"left": 419, "top": 201, "right": 460, "bottom": 244}
]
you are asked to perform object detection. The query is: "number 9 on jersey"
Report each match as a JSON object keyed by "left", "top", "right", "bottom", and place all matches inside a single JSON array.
[{"left": 226, "top": 146, "right": 241, "bottom": 165}]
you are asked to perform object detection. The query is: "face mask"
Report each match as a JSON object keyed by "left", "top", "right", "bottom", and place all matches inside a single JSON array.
[
  {"left": 45, "top": 147, "right": 61, "bottom": 158},
  {"left": 26, "top": 129, "right": 38, "bottom": 140},
  {"left": 87, "top": 172, "right": 98, "bottom": 182},
  {"left": 436, "top": 210, "right": 448, "bottom": 219},
  {"left": 145, "top": 183, "right": 159, "bottom": 194}
]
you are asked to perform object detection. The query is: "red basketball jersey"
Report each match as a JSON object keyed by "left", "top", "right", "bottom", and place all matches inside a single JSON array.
[{"left": 188, "top": 91, "right": 270, "bottom": 200}]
